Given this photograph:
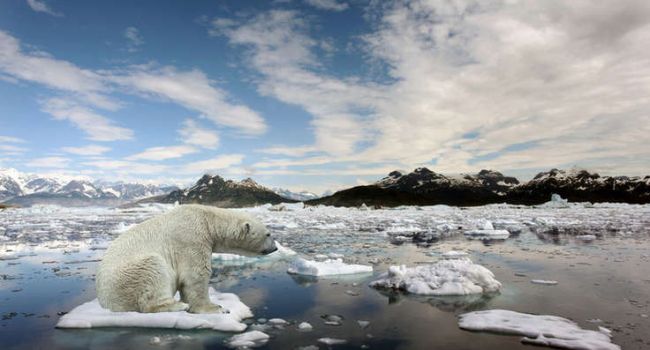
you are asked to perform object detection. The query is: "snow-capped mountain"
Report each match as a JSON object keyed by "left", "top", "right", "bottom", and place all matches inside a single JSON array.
[
  {"left": 309, "top": 167, "right": 650, "bottom": 207},
  {"left": 0, "top": 168, "right": 178, "bottom": 206},
  {"left": 273, "top": 188, "right": 319, "bottom": 201},
  {"left": 161, "top": 174, "right": 294, "bottom": 207}
]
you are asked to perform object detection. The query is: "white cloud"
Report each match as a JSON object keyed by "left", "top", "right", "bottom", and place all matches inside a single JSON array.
[
  {"left": 83, "top": 159, "right": 169, "bottom": 174},
  {"left": 41, "top": 98, "right": 134, "bottom": 141},
  {"left": 182, "top": 154, "right": 245, "bottom": 174},
  {"left": 304, "top": 0, "right": 349, "bottom": 12},
  {"left": 26, "top": 156, "right": 70, "bottom": 168},
  {"left": 213, "top": 10, "right": 382, "bottom": 156},
  {"left": 61, "top": 144, "right": 111, "bottom": 156},
  {"left": 179, "top": 119, "right": 219, "bottom": 149},
  {"left": 0, "top": 144, "right": 27, "bottom": 155},
  {"left": 0, "top": 31, "right": 116, "bottom": 110},
  {"left": 257, "top": 145, "right": 316, "bottom": 157},
  {"left": 0, "top": 135, "right": 25, "bottom": 143},
  {"left": 124, "top": 27, "right": 144, "bottom": 52},
  {"left": 111, "top": 66, "right": 266, "bottom": 135},
  {"left": 215, "top": 2, "right": 650, "bottom": 177},
  {"left": 26, "top": 0, "right": 63, "bottom": 17},
  {"left": 127, "top": 145, "right": 198, "bottom": 161}
]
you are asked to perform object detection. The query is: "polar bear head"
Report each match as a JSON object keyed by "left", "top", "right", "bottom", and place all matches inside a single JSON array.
[{"left": 215, "top": 216, "right": 277, "bottom": 256}]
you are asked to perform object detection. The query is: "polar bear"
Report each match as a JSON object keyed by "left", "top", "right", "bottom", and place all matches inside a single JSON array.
[{"left": 96, "top": 204, "right": 277, "bottom": 314}]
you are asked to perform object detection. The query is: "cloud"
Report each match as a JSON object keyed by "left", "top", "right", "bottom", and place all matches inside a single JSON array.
[
  {"left": 304, "top": 0, "right": 349, "bottom": 12},
  {"left": 124, "top": 27, "right": 144, "bottom": 52},
  {"left": 41, "top": 98, "right": 134, "bottom": 141},
  {"left": 127, "top": 145, "right": 198, "bottom": 161},
  {"left": 0, "top": 144, "right": 27, "bottom": 155},
  {"left": 212, "top": 10, "right": 382, "bottom": 156},
  {"left": 214, "top": 2, "right": 650, "bottom": 177},
  {"left": 0, "top": 31, "right": 116, "bottom": 110},
  {"left": 61, "top": 144, "right": 111, "bottom": 156},
  {"left": 26, "top": 0, "right": 63, "bottom": 17},
  {"left": 26, "top": 156, "right": 70, "bottom": 168},
  {"left": 83, "top": 159, "right": 169, "bottom": 174},
  {"left": 256, "top": 145, "right": 316, "bottom": 157},
  {"left": 111, "top": 66, "right": 267, "bottom": 135},
  {"left": 183, "top": 154, "right": 245, "bottom": 174},
  {"left": 179, "top": 119, "right": 219, "bottom": 149},
  {"left": 0, "top": 135, "right": 25, "bottom": 143}
]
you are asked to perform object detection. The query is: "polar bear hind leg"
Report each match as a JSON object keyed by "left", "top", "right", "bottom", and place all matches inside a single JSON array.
[{"left": 114, "top": 254, "right": 189, "bottom": 313}]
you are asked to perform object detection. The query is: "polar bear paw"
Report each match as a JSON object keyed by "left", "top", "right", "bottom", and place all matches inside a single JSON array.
[{"left": 189, "top": 303, "right": 229, "bottom": 314}]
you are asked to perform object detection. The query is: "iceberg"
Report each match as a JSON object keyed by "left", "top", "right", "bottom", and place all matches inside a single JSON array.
[
  {"left": 370, "top": 257, "right": 501, "bottom": 295},
  {"left": 458, "top": 309, "right": 620, "bottom": 350},
  {"left": 56, "top": 287, "right": 252, "bottom": 332},
  {"left": 226, "top": 330, "right": 270, "bottom": 348}
]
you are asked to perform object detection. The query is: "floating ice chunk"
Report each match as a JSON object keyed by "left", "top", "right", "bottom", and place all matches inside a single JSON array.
[
  {"left": 478, "top": 220, "right": 494, "bottom": 230},
  {"left": 458, "top": 309, "right": 620, "bottom": 350},
  {"left": 226, "top": 330, "right": 270, "bottom": 348},
  {"left": 357, "top": 320, "right": 370, "bottom": 328},
  {"left": 213, "top": 241, "right": 296, "bottom": 264},
  {"left": 538, "top": 194, "right": 570, "bottom": 209},
  {"left": 318, "top": 338, "right": 348, "bottom": 345},
  {"left": 268, "top": 318, "right": 287, "bottom": 325},
  {"left": 287, "top": 258, "right": 373, "bottom": 277},
  {"left": 370, "top": 258, "right": 501, "bottom": 295},
  {"left": 576, "top": 235, "right": 596, "bottom": 241},
  {"left": 441, "top": 250, "right": 468, "bottom": 260},
  {"left": 298, "top": 322, "right": 313, "bottom": 331},
  {"left": 56, "top": 288, "right": 252, "bottom": 332},
  {"left": 464, "top": 229, "right": 510, "bottom": 240},
  {"left": 531, "top": 280, "right": 558, "bottom": 285}
]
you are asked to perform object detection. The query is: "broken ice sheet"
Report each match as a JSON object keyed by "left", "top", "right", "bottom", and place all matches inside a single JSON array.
[{"left": 458, "top": 309, "right": 620, "bottom": 350}]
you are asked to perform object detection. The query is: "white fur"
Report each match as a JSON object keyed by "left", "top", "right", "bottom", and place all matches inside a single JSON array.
[{"left": 96, "top": 204, "right": 276, "bottom": 314}]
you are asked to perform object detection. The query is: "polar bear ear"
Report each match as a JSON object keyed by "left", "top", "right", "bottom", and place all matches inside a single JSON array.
[{"left": 244, "top": 222, "right": 251, "bottom": 235}]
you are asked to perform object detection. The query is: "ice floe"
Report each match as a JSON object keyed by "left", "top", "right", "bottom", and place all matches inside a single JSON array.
[
  {"left": 370, "top": 257, "right": 501, "bottom": 295},
  {"left": 212, "top": 241, "right": 297, "bottom": 265},
  {"left": 531, "top": 279, "right": 558, "bottom": 285},
  {"left": 458, "top": 309, "right": 620, "bottom": 350},
  {"left": 287, "top": 258, "right": 373, "bottom": 277},
  {"left": 56, "top": 287, "right": 252, "bottom": 332},
  {"left": 226, "top": 330, "right": 270, "bottom": 348}
]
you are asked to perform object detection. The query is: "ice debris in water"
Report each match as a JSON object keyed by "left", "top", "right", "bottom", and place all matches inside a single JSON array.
[
  {"left": 458, "top": 309, "right": 620, "bottom": 350},
  {"left": 298, "top": 322, "right": 313, "bottom": 331},
  {"left": 441, "top": 250, "right": 468, "bottom": 259},
  {"left": 213, "top": 241, "right": 296, "bottom": 263},
  {"left": 531, "top": 279, "right": 558, "bottom": 285},
  {"left": 370, "top": 255, "right": 501, "bottom": 295},
  {"left": 538, "top": 193, "right": 571, "bottom": 209},
  {"left": 57, "top": 288, "right": 252, "bottom": 332},
  {"left": 287, "top": 258, "right": 373, "bottom": 276},
  {"left": 464, "top": 220, "right": 510, "bottom": 240},
  {"left": 317, "top": 338, "right": 348, "bottom": 345},
  {"left": 226, "top": 330, "right": 270, "bottom": 348}
]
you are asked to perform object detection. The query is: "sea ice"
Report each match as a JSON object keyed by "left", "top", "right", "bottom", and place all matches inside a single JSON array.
[
  {"left": 464, "top": 229, "right": 510, "bottom": 240},
  {"left": 317, "top": 338, "right": 348, "bottom": 345},
  {"left": 441, "top": 250, "right": 468, "bottom": 259},
  {"left": 287, "top": 258, "right": 373, "bottom": 276},
  {"left": 56, "top": 287, "right": 252, "bottom": 332},
  {"left": 212, "top": 241, "right": 296, "bottom": 264},
  {"left": 226, "top": 330, "right": 270, "bottom": 348},
  {"left": 458, "top": 309, "right": 620, "bottom": 350},
  {"left": 370, "top": 257, "right": 501, "bottom": 295},
  {"left": 531, "top": 279, "right": 558, "bottom": 285},
  {"left": 298, "top": 321, "right": 313, "bottom": 331}
]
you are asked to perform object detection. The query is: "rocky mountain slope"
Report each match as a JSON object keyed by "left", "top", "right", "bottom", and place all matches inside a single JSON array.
[
  {"left": 160, "top": 174, "right": 295, "bottom": 207},
  {"left": 273, "top": 188, "right": 320, "bottom": 201},
  {"left": 307, "top": 168, "right": 650, "bottom": 207}
]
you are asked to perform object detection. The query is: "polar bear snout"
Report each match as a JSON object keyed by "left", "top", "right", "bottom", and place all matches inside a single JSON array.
[
  {"left": 260, "top": 236, "right": 278, "bottom": 255},
  {"left": 261, "top": 246, "right": 278, "bottom": 255}
]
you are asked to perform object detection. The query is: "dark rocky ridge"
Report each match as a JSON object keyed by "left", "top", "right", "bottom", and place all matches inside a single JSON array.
[
  {"left": 160, "top": 174, "right": 295, "bottom": 208},
  {"left": 307, "top": 168, "right": 650, "bottom": 207}
]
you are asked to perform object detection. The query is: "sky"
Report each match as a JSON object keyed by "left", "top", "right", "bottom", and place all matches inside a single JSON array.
[{"left": 0, "top": 0, "right": 649, "bottom": 193}]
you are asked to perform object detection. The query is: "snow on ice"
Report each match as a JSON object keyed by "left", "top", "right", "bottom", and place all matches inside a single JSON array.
[
  {"left": 56, "top": 287, "right": 252, "bottom": 332},
  {"left": 458, "top": 309, "right": 620, "bottom": 350},
  {"left": 226, "top": 330, "right": 270, "bottom": 348},
  {"left": 370, "top": 255, "right": 501, "bottom": 295},
  {"left": 287, "top": 257, "right": 373, "bottom": 276}
]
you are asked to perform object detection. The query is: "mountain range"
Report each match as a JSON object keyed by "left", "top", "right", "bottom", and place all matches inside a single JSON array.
[
  {"left": 157, "top": 174, "right": 295, "bottom": 208},
  {"left": 306, "top": 168, "right": 650, "bottom": 207},
  {"left": 0, "top": 168, "right": 178, "bottom": 207}
]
